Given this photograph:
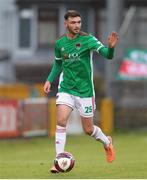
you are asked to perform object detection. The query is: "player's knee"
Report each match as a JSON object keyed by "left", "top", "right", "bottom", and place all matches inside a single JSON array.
[
  {"left": 84, "top": 128, "right": 93, "bottom": 136},
  {"left": 57, "top": 118, "right": 67, "bottom": 127}
]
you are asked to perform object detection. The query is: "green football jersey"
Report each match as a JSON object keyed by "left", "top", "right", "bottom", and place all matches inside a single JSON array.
[{"left": 48, "top": 32, "right": 114, "bottom": 97}]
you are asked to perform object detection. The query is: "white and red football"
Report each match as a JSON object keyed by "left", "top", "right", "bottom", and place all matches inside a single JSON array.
[{"left": 54, "top": 152, "right": 75, "bottom": 172}]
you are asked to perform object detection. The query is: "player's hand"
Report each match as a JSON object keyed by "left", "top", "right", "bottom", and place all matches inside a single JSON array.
[
  {"left": 43, "top": 80, "right": 51, "bottom": 93},
  {"left": 107, "top": 31, "right": 119, "bottom": 48}
]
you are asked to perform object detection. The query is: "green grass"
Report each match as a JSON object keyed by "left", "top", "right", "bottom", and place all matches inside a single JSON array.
[{"left": 0, "top": 131, "right": 147, "bottom": 178}]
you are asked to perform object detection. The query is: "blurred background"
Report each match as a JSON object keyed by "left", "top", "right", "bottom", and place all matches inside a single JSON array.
[{"left": 0, "top": 0, "right": 147, "bottom": 138}]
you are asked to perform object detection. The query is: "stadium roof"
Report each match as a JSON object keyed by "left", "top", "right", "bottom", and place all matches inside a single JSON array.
[{"left": 16, "top": 0, "right": 147, "bottom": 7}]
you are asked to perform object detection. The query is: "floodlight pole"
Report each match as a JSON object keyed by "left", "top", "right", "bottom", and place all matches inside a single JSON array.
[{"left": 106, "top": 0, "right": 124, "bottom": 97}]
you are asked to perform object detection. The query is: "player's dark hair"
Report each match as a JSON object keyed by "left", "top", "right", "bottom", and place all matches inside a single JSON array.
[{"left": 64, "top": 10, "right": 81, "bottom": 20}]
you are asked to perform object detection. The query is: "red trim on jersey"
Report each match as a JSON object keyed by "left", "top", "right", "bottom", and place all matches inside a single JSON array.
[
  {"left": 92, "top": 96, "right": 95, "bottom": 113},
  {"left": 56, "top": 34, "right": 66, "bottom": 41},
  {"left": 79, "top": 31, "right": 89, "bottom": 36},
  {"left": 50, "top": 34, "right": 66, "bottom": 44}
]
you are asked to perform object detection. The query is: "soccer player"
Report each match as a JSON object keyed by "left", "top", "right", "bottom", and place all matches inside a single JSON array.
[{"left": 44, "top": 10, "right": 119, "bottom": 173}]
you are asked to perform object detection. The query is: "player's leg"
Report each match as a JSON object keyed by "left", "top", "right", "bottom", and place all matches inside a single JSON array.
[
  {"left": 81, "top": 116, "right": 110, "bottom": 147},
  {"left": 55, "top": 104, "right": 73, "bottom": 155},
  {"left": 76, "top": 96, "right": 115, "bottom": 163},
  {"left": 50, "top": 93, "right": 74, "bottom": 173},
  {"left": 55, "top": 92, "right": 75, "bottom": 155},
  {"left": 81, "top": 116, "right": 115, "bottom": 163}
]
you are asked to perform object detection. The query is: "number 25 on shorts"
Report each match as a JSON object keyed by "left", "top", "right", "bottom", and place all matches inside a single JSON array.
[{"left": 84, "top": 106, "right": 92, "bottom": 113}]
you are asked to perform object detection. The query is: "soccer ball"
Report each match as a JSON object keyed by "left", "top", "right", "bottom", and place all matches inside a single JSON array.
[{"left": 54, "top": 152, "right": 75, "bottom": 172}]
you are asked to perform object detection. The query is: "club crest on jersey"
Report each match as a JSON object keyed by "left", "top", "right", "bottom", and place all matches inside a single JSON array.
[{"left": 75, "top": 43, "right": 81, "bottom": 49}]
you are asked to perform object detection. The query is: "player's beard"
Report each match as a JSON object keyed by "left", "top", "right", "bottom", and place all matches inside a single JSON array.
[{"left": 67, "top": 26, "right": 80, "bottom": 36}]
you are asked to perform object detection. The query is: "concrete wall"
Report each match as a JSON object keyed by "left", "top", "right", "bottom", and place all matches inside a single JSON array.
[{"left": 0, "top": 0, "right": 16, "bottom": 51}]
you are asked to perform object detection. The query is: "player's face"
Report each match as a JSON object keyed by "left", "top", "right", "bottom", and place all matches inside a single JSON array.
[{"left": 65, "top": 16, "right": 81, "bottom": 35}]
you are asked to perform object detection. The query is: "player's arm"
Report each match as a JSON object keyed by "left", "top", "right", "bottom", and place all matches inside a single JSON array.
[
  {"left": 99, "top": 31, "right": 119, "bottom": 59},
  {"left": 47, "top": 60, "right": 62, "bottom": 83},
  {"left": 99, "top": 47, "right": 114, "bottom": 59},
  {"left": 44, "top": 43, "right": 62, "bottom": 94},
  {"left": 44, "top": 60, "right": 62, "bottom": 93},
  {"left": 88, "top": 32, "right": 119, "bottom": 59}
]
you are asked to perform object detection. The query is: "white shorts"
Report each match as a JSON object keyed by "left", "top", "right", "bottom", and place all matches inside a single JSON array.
[{"left": 56, "top": 92, "right": 96, "bottom": 117}]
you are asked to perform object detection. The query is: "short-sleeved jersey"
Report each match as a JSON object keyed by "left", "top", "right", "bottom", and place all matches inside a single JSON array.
[{"left": 55, "top": 32, "right": 105, "bottom": 97}]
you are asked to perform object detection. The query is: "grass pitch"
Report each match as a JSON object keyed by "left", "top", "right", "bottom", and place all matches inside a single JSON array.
[{"left": 0, "top": 131, "right": 147, "bottom": 179}]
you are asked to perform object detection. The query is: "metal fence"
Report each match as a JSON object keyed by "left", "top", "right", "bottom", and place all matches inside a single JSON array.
[{"left": 110, "top": 6, "right": 147, "bottom": 130}]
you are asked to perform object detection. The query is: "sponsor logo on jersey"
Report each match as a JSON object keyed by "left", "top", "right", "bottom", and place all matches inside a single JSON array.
[
  {"left": 63, "top": 53, "right": 69, "bottom": 60},
  {"left": 75, "top": 43, "right": 81, "bottom": 49},
  {"left": 63, "top": 52, "right": 80, "bottom": 61}
]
